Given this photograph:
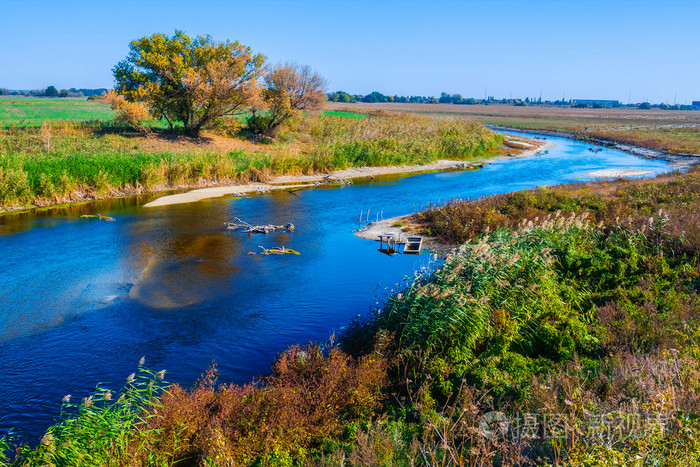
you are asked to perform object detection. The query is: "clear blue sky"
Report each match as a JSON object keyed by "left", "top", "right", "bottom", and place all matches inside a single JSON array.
[{"left": 1, "top": 0, "right": 698, "bottom": 103}]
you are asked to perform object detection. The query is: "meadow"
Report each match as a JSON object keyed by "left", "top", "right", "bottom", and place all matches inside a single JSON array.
[
  {"left": 0, "top": 97, "right": 114, "bottom": 126},
  {"left": 0, "top": 107, "right": 503, "bottom": 212},
  {"left": 328, "top": 102, "right": 700, "bottom": 154},
  {"left": 4, "top": 167, "right": 699, "bottom": 465}
]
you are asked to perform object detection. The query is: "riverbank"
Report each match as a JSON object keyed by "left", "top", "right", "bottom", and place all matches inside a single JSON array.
[
  {"left": 0, "top": 112, "right": 505, "bottom": 215},
  {"left": 352, "top": 130, "right": 683, "bottom": 249},
  {"left": 353, "top": 215, "right": 461, "bottom": 255},
  {"left": 144, "top": 137, "right": 552, "bottom": 207},
  {"left": 356, "top": 163, "right": 697, "bottom": 249}
]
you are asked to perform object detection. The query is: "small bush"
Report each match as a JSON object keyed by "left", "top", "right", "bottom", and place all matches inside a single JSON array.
[{"left": 103, "top": 90, "right": 150, "bottom": 132}]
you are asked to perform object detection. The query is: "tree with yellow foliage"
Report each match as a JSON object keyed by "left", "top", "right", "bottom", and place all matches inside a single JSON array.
[
  {"left": 113, "top": 31, "right": 265, "bottom": 137},
  {"left": 103, "top": 90, "right": 151, "bottom": 132}
]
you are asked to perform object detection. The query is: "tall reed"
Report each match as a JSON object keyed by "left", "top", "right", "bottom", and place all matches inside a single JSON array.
[{"left": 1, "top": 363, "right": 168, "bottom": 466}]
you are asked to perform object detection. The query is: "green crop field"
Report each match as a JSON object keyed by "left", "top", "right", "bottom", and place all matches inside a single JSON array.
[
  {"left": 321, "top": 110, "right": 366, "bottom": 119},
  {"left": 0, "top": 97, "right": 363, "bottom": 129},
  {"left": 0, "top": 96, "right": 114, "bottom": 127}
]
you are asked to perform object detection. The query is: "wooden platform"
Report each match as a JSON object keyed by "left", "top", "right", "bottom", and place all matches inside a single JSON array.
[
  {"left": 378, "top": 233, "right": 401, "bottom": 255},
  {"left": 377, "top": 233, "right": 424, "bottom": 255},
  {"left": 403, "top": 236, "right": 423, "bottom": 254}
]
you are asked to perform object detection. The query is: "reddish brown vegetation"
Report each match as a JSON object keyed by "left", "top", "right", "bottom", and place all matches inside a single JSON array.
[{"left": 134, "top": 344, "right": 387, "bottom": 465}]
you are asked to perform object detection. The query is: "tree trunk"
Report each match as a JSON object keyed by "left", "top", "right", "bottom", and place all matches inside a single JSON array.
[{"left": 187, "top": 124, "right": 201, "bottom": 138}]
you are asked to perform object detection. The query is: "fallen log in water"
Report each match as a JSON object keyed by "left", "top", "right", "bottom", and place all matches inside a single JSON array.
[
  {"left": 80, "top": 214, "right": 115, "bottom": 222},
  {"left": 323, "top": 175, "right": 353, "bottom": 185},
  {"left": 251, "top": 245, "right": 300, "bottom": 256},
  {"left": 226, "top": 217, "right": 295, "bottom": 234}
]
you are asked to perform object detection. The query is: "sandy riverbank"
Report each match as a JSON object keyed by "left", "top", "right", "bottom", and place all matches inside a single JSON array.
[
  {"left": 583, "top": 168, "right": 654, "bottom": 178},
  {"left": 143, "top": 138, "right": 553, "bottom": 208}
]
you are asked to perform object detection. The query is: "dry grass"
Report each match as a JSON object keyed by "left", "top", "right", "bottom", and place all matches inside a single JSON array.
[
  {"left": 414, "top": 166, "right": 700, "bottom": 246},
  {"left": 125, "top": 131, "right": 271, "bottom": 155},
  {"left": 329, "top": 102, "right": 700, "bottom": 153},
  {"left": 328, "top": 102, "right": 700, "bottom": 129}
]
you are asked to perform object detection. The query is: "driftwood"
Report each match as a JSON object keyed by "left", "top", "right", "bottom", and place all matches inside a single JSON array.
[
  {"left": 80, "top": 214, "right": 115, "bottom": 222},
  {"left": 251, "top": 245, "right": 300, "bottom": 256},
  {"left": 226, "top": 217, "right": 295, "bottom": 234}
]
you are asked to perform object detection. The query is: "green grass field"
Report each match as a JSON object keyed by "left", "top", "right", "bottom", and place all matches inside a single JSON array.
[
  {"left": 0, "top": 96, "right": 114, "bottom": 127},
  {"left": 0, "top": 98, "right": 367, "bottom": 129},
  {"left": 321, "top": 110, "right": 366, "bottom": 119}
]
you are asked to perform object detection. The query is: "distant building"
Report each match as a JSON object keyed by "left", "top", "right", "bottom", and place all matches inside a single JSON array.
[
  {"left": 572, "top": 99, "right": 621, "bottom": 107},
  {"left": 692, "top": 101, "right": 700, "bottom": 108}
]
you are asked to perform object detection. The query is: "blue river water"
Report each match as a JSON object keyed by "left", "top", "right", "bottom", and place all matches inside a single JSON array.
[{"left": 0, "top": 132, "right": 676, "bottom": 441}]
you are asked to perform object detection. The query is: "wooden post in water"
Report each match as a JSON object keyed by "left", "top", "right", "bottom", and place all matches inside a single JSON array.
[{"left": 366, "top": 209, "right": 370, "bottom": 226}]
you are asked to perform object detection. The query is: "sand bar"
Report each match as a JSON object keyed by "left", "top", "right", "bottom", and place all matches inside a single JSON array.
[{"left": 584, "top": 168, "right": 654, "bottom": 178}]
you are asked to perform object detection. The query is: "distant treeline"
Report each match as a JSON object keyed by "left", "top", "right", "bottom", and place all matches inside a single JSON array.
[
  {"left": 328, "top": 90, "right": 700, "bottom": 110},
  {"left": 328, "top": 90, "right": 439, "bottom": 104},
  {"left": 328, "top": 91, "right": 508, "bottom": 105},
  {"left": 0, "top": 87, "right": 108, "bottom": 97}
]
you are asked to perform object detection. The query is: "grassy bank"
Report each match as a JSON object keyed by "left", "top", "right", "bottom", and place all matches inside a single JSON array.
[
  {"left": 328, "top": 102, "right": 700, "bottom": 155},
  {"left": 0, "top": 112, "right": 503, "bottom": 212},
  {"left": 4, "top": 168, "right": 700, "bottom": 465}
]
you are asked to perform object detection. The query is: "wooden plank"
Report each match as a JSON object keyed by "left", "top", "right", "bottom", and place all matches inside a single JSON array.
[{"left": 403, "top": 236, "right": 423, "bottom": 254}]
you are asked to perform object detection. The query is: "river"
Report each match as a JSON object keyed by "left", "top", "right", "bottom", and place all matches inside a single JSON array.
[{"left": 0, "top": 132, "right": 676, "bottom": 441}]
